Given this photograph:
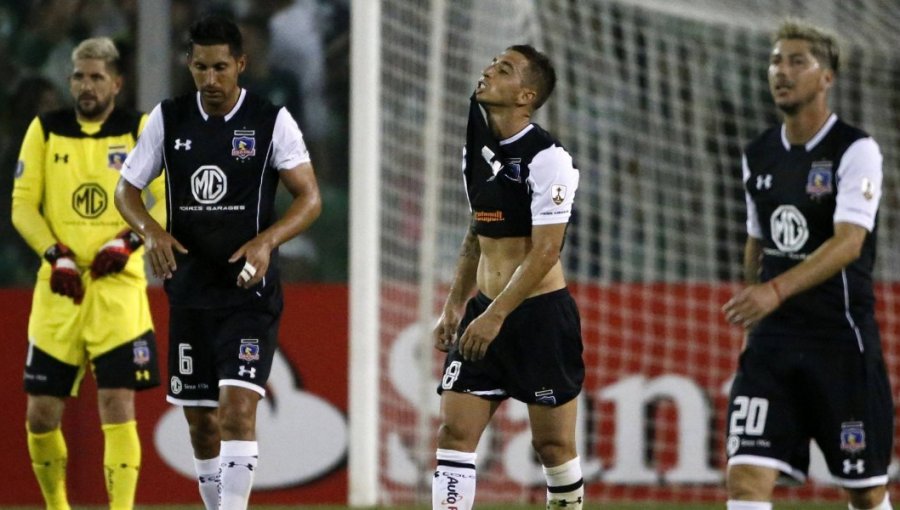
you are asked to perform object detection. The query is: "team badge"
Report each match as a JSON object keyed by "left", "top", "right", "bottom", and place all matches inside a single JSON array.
[
  {"left": 170, "top": 376, "right": 183, "bottom": 395},
  {"left": 14, "top": 160, "right": 24, "bottom": 178},
  {"left": 551, "top": 184, "right": 567, "bottom": 205},
  {"left": 840, "top": 421, "right": 866, "bottom": 454},
  {"left": 502, "top": 158, "right": 522, "bottom": 182},
  {"left": 232, "top": 130, "right": 256, "bottom": 159},
  {"left": 806, "top": 161, "right": 833, "bottom": 198},
  {"left": 238, "top": 339, "right": 261, "bottom": 362},
  {"left": 133, "top": 340, "right": 151, "bottom": 366},
  {"left": 108, "top": 145, "right": 128, "bottom": 170}
]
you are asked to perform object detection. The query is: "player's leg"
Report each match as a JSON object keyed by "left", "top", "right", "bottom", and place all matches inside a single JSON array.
[
  {"left": 88, "top": 281, "right": 161, "bottom": 510},
  {"left": 24, "top": 285, "right": 85, "bottom": 510},
  {"left": 184, "top": 406, "right": 222, "bottom": 510},
  {"left": 528, "top": 398, "right": 583, "bottom": 509},
  {"left": 168, "top": 306, "right": 222, "bottom": 510},
  {"left": 433, "top": 390, "right": 498, "bottom": 510},
  {"left": 726, "top": 464, "right": 778, "bottom": 508},
  {"left": 847, "top": 486, "right": 891, "bottom": 510},
  {"left": 26, "top": 394, "right": 70, "bottom": 510},
  {"left": 216, "top": 386, "right": 262, "bottom": 510}
]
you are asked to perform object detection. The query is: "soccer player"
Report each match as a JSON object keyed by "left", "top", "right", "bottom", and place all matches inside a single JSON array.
[
  {"left": 11, "top": 37, "right": 164, "bottom": 510},
  {"left": 431, "top": 45, "right": 584, "bottom": 510},
  {"left": 722, "top": 20, "right": 893, "bottom": 510},
  {"left": 114, "top": 16, "right": 321, "bottom": 510}
]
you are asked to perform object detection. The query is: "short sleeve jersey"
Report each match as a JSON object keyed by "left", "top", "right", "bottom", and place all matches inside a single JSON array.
[
  {"left": 743, "top": 114, "right": 882, "bottom": 339},
  {"left": 462, "top": 97, "right": 579, "bottom": 238},
  {"left": 12, "top": 108, "right": 161, "bottom": 283},
  {"left": 121, "top": 89, "right": 310, "bottom": 308}
]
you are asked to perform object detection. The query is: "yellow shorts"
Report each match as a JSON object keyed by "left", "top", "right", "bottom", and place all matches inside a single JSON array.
[{"left": 28, "top": 271, "right": 155, "bottom": 366}]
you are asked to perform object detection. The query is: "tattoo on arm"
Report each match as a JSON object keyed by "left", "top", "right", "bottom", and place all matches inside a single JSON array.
[{"left": 460, "top": 221, "right": 479, "bottom": 260}]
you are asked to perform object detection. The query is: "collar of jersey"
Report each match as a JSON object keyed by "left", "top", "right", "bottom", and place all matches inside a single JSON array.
[
  {"left": 499, "top": 124, "right": 534, "bottom": 146},
  {"left": 195, "top": 88, "right": 247, "bottom": 122},
  {"left": 780, "top": 113, "right": 837, "bottom": 152}
]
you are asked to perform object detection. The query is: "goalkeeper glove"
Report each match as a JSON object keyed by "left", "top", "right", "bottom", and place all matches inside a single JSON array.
[
  {"left": 44, "top": 243, "right": 84, "bottom": 304},
  {"left": 90, "top": 230, "right": 144, "bottom": 279}
]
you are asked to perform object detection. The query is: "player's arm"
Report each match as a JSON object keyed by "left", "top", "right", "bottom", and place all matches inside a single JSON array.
[
  {"left": 229, "top": 161, "right": 321, "bottom": 288},
  {"left": 433, "top": 218, "right": 480, "bottom": 352},
  {"left": 11, "top": 118, "right": 56, "bottom": 255},
  {"left": 114, "top": 104, "right": 186, "bottom": 279}
]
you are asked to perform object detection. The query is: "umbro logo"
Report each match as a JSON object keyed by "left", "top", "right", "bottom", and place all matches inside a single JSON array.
[{"left": 174, "top": 138, "right": 192, "bottom": 151}]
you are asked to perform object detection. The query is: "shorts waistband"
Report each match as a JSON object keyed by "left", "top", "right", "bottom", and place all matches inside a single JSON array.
[{"left": 475, "top": 287, "right": 570, "bottom": 308}]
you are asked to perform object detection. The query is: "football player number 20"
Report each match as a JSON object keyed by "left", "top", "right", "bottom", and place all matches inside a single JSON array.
[{"left": 729, "top": 396, "right": 769, "bottom": 436}]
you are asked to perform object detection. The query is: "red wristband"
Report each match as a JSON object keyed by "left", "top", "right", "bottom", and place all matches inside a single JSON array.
[{"left": 768, "top": 280, "right": 783, "bottom": 304}]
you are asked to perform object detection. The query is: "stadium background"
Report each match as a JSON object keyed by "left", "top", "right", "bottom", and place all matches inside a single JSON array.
[{"left": 2, "top": 0, "right": 900, "bottom": 508}]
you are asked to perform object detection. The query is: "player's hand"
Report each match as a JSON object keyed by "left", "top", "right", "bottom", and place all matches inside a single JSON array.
[
  {"left": 229, "top": 235, "right": 273, "bottom": 289},
  {"left": 90, "top": 230, "right": 143, "bottom": 278},
  {"left": 722, "top": 281, "right": 782, "bottom": 329},
  {"left": 143, "top": 224, "right": 188, "bottom": 279},
  {"left": 44, "top": 243, "right": 84, "bottom": 304},
  {"left": 433, "top": 307, "right": 462, "bottom": 352},
  {"left": 458, "top": 311, "right": 504, "bottom": 361}
]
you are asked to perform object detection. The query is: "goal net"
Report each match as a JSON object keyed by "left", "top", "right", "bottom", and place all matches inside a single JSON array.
[{"left": 358, "top": 0, "right": 900, "bottom": 504}]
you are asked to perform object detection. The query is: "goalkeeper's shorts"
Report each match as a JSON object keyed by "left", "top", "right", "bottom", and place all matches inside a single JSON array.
[
  {"left": 437, "top": 288, "right": 584, "bottom": 406},
  {"left": 24, "top": 273, "right": 159, "bottom": 396}
]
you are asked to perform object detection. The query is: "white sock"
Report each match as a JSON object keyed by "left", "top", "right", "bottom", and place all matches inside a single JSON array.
[
  {"left": 850, "top": 493, "right": 892, "bottom": 510},
  {"left": 433, "top": 448, "right": 476, "bottom": 510},
  {"left": 544, "top": 457, "right": 584, "bottom": 509},
  {"left": 219, "top": 441, "right": 258, "bottom": 510},
  {"left": 727, "top": 501, "right": 772, "bottom": 510},
  {"left": 193, "top": 457, "right": 220, "bottom": 510}
]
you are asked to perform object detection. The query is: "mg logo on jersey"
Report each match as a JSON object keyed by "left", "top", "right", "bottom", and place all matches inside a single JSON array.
[
  {"left": 191, "top": 165, "right": 227, "bottom": 204},
  {"left": 72, "top": 183, "right": 107, "bottom": 218},
  {"left": 770, "top": 205, "right": 808, "bottom": 252}
]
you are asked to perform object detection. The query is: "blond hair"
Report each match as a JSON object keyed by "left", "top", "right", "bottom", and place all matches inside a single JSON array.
[
  {"left": 71, "top": 37, "right": 120, "bottom": 73},
  {"left": 773, "top": 19, "right": 840, "bottom": 73}
]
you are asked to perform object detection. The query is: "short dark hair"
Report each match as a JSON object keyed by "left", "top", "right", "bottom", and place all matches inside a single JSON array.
[
  {"left": 507, "top": 44, "right": 556, "bottom": 110},
  {"left": 773, "top": 19, "right": 840, "bottom": 73},
  {"left": 188, "top": 15, "right": 244, "bottom": 57}
]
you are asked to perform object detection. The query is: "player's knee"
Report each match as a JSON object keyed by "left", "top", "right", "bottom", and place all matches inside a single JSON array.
[
  {"left": 531, "top": 437, "right": 575, "bottom": 467},
  {"left": 218, "top": 410, "right": 255, "bottom": 440},
  {"left": 847, "top": 485, "right": 887, "bottom": 510},
  {"left": 726, "top": 465, "right": 776, "bottom": 501},
  {"left": 97, "top": 389, "right": 135, "bottom": 423},
  {"left": 26, "top": 396, "right": 65, "bottom": 433},
  {"left": 436, "top": 421, "right": 479, "bottom": 451}
]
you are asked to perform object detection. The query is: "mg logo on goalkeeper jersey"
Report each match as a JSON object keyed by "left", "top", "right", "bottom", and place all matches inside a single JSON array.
[
  {"left": 72, "top": 183, "right": 107, "bottom": 218},
  {"left": 770, "top": 205, "right": 808, "bottom": 252},
  {"left": 191, "top": 165, "right": 227, "bottom": 204}
]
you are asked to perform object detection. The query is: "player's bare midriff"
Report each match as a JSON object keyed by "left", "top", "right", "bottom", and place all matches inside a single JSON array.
[{"left": 476, "top": 234, "right": 566, "bottom": 300}]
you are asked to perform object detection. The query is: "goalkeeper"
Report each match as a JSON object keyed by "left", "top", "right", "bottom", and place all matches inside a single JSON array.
[{"left": 11, "top": 37, "right": 164, "bottom": 510}]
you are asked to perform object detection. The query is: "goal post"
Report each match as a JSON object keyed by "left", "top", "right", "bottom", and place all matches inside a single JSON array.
[{"left": 350, "top": 0, "right": 900, "bottom": 505}]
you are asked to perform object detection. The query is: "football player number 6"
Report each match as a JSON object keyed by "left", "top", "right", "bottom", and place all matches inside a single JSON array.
[
  {"left": 730, "top": 396, "right": 769, "bottom": 436},
  {"left": 179, "top": 343, "right": 194, "bottom": 375}
]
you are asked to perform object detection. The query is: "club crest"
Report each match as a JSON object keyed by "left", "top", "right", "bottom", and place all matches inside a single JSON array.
[
  {"left": 239, "top": 339, "right": 261, "bottom": 362},
  {"left": 840, "top": 421, "right": 866, "bottom": 454},
  {"left": 108, "top": 145, "right": 128, "bottom": 170},
  {"left": 232, "top": 130, "right": 256, "bottom": 159},
  {"left": 133, "top": 341, "right": 151, "bottom": 366},
  {"left": 806, "top": 161, "right": 833, "bottom": 198}
]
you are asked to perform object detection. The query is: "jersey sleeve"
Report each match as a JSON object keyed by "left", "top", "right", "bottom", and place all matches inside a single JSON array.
[
  {"left": 271, "top": 107, "right": 311, "bottom": 170},
  {"left": 833, "top": 137, "right": 882, "bottom": 231},
  {"left": 134, "top": 113, "right": 168, "bottom": 228},
  {"left": 121, "top": 104, "right": 164, "bottom": 190},
  {"left": 11, "top": 117, "right": 56, "bottom": 255},
  {"left": 742, "top": 154, "right": 763, "bottom": 239},
  {"left": 527, "top": 145, "right": 579, "bottom": 226}
]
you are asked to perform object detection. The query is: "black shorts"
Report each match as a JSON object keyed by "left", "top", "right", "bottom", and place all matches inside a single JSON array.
[
  {"left": 726, "top": 330, "right": 894, "bottom": 488},
  {"left": 24, "top": 330, "right": 160, "bottom": 397},
  {"left": 437, "top": 288, "right": 584, "bottom": 406},
  {"left": 167, "top": 299, "right": 282, "bottom": 407}
]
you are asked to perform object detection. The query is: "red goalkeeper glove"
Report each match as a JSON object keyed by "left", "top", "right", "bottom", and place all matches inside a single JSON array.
[
  {"left": 44, "top": 243, "right": 84, "bottom": 304},
  {"left": 90, "top": 230, "right": 144, "bottom": 279}
]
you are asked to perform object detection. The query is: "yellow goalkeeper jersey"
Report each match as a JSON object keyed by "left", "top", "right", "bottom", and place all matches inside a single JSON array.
[{"left": 11, "top": 108, "right": 166, "bottom": 283}]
